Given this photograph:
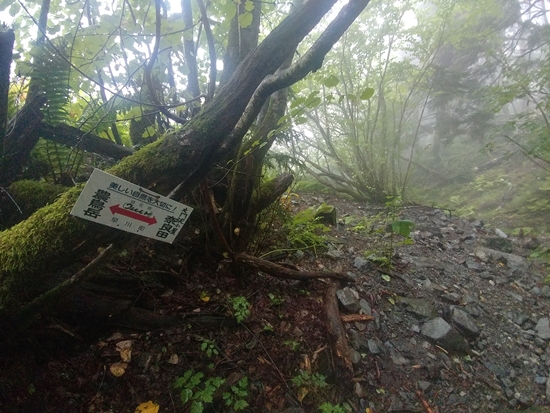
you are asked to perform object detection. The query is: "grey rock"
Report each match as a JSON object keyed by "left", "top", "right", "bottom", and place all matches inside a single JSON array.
[
  {"left": 451, "top": 307, "right": 480, "bottom": 339},
  {"left": 326, "top": 249, "right": 345, "bottom": 259},
  {"left": 359, "top": 298, "right": 372, "bottom": 316},
  {"left": 535, "top": 318, "right": 550, "bottom": 340},
  {"left": 421, "top": 317, "right": 470, "bottom": 354},
  {"left": 421, "top": 317, "right": 452, "bottom": 340},
  {"left": 483, "top": 361, "right": 507, "bottom": 378},
  {"left": 349, "top": 348, "right": 362, "bottom": 364},
  {"left": 348, "top": 329, "right": 369, "bottom": 351},
  {"left": 480, "top": 272, "right": 494, "bottom": 280},
  {"left": 336, "top": 287, "right": 361, "bottom": 313},
  {"left": 464, "top": 259, "right": 483, "bottom": 272},
  {"left": 418, "top": 380, "right": 431, "bottom": 391},
  {"left": 354, "top": 257, "right": 374, "bottom": 271},
  {"left": 407, "top": 256, "right": 448, "bottom": 271},
  {"left": 389, "top": 348, "right": 408, "bottom": 365},
  {"left": 535, "top": 376, "right": 547, "bottom": 385},
  {"left": 514, "top": 313, "right": 529, "bottom": 326},
  {"left": 476, "top": 247, "right": 528, "bottom": 271},
  {"left": 441, "top": 292, "right": 461, "bottom": 303},
  {"left": 346, "top": 271, "right": 360, "bottom": 282},
  {"left": 495, "top": 228, "right": 508, "bottom": 238},
  {"left": 531, "top": 286, "right": 542, "bottom": 296},
  {"left": 542, "top": 285, "right": 550, "bottom": 298},
  {"left": 397, "top": 296, "right": 438, "bottom": 320},
  {"left": 367, "top": 338, "right": 384, "bottom": 355},
  {"left": 486, "top": 236, "right": 513, "bottom": 253}
]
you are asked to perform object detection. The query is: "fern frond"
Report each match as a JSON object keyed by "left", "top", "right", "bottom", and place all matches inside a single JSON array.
[{"left": 28, "top": 42, "right": 72, "bottom": 125}]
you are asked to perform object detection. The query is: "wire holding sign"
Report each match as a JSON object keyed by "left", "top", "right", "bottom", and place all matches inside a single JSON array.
[{"left": 70, "top": 169, "right": 193, "bottom": 244}]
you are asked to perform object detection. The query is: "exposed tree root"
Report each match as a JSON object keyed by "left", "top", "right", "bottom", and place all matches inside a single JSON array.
[
  {"left": 325, "top": 282, "right": 353, "bottom": 395},
  {"left": 235, "top": 253, "right": 355, "bottom": 282}
]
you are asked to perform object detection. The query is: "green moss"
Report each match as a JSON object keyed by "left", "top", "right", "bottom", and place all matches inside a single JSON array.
[
  {"left": 8, "top": 180, "right": 68, "bottom": 217},
  {"left": 109, "top": 138, "right": 170, "bottom": 180},
  {"left": 0, "top": 187, "right": 86, "bottom": 310}
]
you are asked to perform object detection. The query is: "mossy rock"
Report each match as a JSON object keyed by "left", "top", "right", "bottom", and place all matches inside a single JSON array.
[{"left": 315, "top": 204, "right": 337, "bottom": 226}]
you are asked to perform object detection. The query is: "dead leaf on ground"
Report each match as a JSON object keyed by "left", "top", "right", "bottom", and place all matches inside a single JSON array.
[{"left": 134, "top": 400, "right": 160, "bottom": 413}]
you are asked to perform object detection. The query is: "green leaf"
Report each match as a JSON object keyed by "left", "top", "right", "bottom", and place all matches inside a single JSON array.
[
  {"left": 290, "top": 96, "right": 306, "bottom": 108},
  {"left": 391, "top": 220, "right": 415, "bottom": 237},
  {"left": 8, "top": 2, "right": 20, "bottom": 17},
  {"left": 323, "top": 75, "right": 340, "bottom": 87},
  {"left": 244, "top": 1, "right": 254, "bottom": 11},
  {"left": 238, "top": 12, "right": 253, "bottom": 28},
  {"left": 381, "top": 274, "right": 391, "bottom": 282},
  {"left": 305, "top": 97, "right": 321, "bottom": 108},
  {"left": 180, "top": 388, "right": 193, "bottom": 404},
  {"left": 359, "top": 87, "right": 375, "bottom": 100},
  {"left": 0, "top": 0, "right": 13, "bottom": 12}
]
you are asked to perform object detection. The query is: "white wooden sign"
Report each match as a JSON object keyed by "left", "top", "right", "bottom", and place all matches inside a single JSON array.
[{"left": 71, "top": 169, "right": 192, "bottom": 244}]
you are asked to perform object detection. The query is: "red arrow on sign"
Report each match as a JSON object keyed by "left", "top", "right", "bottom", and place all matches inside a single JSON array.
[{"left": 110, "top": 204, "right": 157, "bottom": 225}]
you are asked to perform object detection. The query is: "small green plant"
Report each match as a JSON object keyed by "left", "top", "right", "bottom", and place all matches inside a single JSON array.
[
  {"left": 364, "top": 251, "right": 391, "bottom": 267},
  {"left": 319, "top": 402, "right": 347, "bottom": 413},
  {"left": 230, "top": 296, "right": 250, "bottom": 323},
  {"left": 199, "top": 338, "right": 219, "bottom": 358},
  {"left": 268, "top": 292, "right": 285, "bottom": 305},
  {"left": 284, "top": 208, "right": 330, "bottom": 255},
  {"left": 222, "top": 376, "right": 249, "bottom": 411},
  {"left": 284, "top": 340, "right": 300, "bottom": 351},
  {"left": 291, "top": 370, "right": 328, "bottom": 389},
  {"left": 174, "top": 370, "right": 225, "bottom": 413}
]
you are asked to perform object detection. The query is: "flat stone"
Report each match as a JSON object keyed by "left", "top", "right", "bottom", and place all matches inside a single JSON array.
[
  {"left": 535, "top": 318, "right": 550, "bottom": 340},
  {"left": 348, "top": 329, "right": 369, "bottom": 351},
  {"left": 421, "top": 317, "right": 452, "bottom": 341},
  {"left": 359, "top": 299, "right": 372, "bottom": 316},
  {"left": 464, "top": 259, "right": 483, "bottom": 272},
  {"left": 421, "top": 317, "right": 470, "bottom": 354},
  {"left": 451, "top": 307, "right": 480, "bottom": 339},
  {"left": 476, "top": 247, "right": 528, "bottom": 271},
  {"left": 397, "top": 296, "right": 438, "bottom": 320},
  {"left": 368, "top": 338, "right": 384, "bottom": 355}
]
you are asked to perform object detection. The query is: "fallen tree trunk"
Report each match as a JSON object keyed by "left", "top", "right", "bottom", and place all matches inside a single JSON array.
[{"left": 0, "top": 0, "right": 371, "bottom": 313}]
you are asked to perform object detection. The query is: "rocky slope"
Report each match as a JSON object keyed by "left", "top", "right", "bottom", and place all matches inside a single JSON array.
[{"left": 306, "top": 194, "right": 550, "bottom": 412}]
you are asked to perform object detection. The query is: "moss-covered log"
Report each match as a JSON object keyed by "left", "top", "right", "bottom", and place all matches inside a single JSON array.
[{"left": 0, "top": 0, "right": 371, "bottom": 312}]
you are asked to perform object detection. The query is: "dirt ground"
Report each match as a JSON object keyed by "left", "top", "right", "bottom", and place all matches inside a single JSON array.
[{"left": 1, "top": 191, "right": 549, "bottom": 413}]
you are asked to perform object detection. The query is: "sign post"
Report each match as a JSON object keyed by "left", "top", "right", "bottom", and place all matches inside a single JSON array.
[{"left": 71, "top": 169, "right": 193, "bottom": 244}]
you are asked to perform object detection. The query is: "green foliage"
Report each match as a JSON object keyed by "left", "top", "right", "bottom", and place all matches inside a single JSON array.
[
  {"left": 24, "top": 42, "right": 72, "bottom": 125},
  {"left": 284, "top": 208, "right": 330, "bottom": 254},
  {"left": 7, "top": 180, "right": 68, "bottom": 217},
  {"left": 391, "top": 220, "right": 415, "bottom": 238},
  {"left": 283, "top": 340, "right": 300, "bottom": 351},
  {"left": 222, "top": 376, "right": 249, "bottom": 412},
  {"left": 198, "top": 338, "right": 219, "bottom": 358},
  {"left": 229, "top": 296, "right": 250, "bottom": 324},
  {"left": 319, "top": 402, "right": 348, "bottom": 413},
  {"left": 291, "top": 370, "right": 328, "bottom": 389},
  {"left": 174, "top": 370, "right": 225, "bottom": 413},
  {"left": 268, "top": 293, "right": 284, "bottom": 306}
]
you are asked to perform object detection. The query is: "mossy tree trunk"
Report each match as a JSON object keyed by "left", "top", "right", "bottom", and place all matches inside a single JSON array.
[{"left": 0, "top": 0, "right": 371, "bottom": 313}]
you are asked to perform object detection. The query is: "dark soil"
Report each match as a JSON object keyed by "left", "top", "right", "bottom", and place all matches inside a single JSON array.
[{"left": 1, "top": 192, "right": 549, "bottom": 413}]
